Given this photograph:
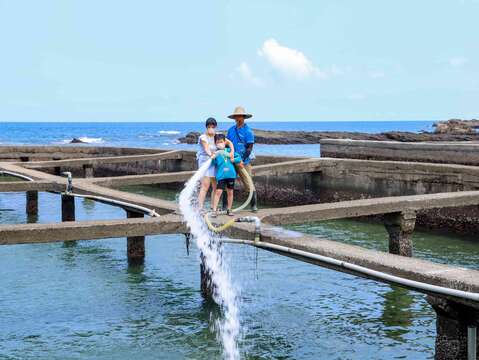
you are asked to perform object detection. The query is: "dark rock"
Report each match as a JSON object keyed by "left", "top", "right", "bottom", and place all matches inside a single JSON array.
[
  {"left": 70, "top": 138, "right": 86, "bottom": 144},
  {"left": 178, "top": 132, "right": 201, "bottom": 144},
  {"left": 177, "top": 127, "right": 479, "bottom": 145}
]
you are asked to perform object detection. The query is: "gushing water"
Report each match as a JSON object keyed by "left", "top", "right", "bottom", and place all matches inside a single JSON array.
[{"left": 178, "top": 159, "right": 240, "bottom": 360}]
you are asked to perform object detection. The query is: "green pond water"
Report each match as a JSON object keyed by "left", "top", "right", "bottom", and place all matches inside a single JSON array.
[
  {"left": 2, "top": 186, "right": 479, "bottom": 359},
  {"left": 0, "top": 176, "right": 20, "bottom": 182}
]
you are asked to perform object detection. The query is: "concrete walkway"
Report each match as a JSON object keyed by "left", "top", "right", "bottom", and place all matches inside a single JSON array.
[
  {"left": 2, "top": 152, "right": 479, "bottom": 304},
  {"left": 3, "top": 145, "right": 479, "bottom": 359}
]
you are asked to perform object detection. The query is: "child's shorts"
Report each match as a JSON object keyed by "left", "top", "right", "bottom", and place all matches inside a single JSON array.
[{"left": 217, "top": 178, "right": 235, "bottom": 190}]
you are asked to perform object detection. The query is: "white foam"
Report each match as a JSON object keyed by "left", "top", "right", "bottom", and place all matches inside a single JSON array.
[
  {"left": 159, "top": 130, "right": 181, "bottom": 135},
  {"left": 77, "top": 136, "right": 104, "bottom": 144},
  {"left": 59, "top": 137, "right": 104, "bottom": 144},
  {"left": 179, "top": 160, "right": 240, "bottom": 360}
]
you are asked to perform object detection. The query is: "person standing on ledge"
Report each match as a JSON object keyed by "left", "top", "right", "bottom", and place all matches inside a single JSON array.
[
  {"left": 226, "top": 106, "right": 258, "bottom": 212},
  {"left": 196, "top": 117, "right": 235, "bottom": 212}
]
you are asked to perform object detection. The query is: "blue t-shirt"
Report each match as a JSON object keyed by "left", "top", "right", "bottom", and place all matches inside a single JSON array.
[
  {"left": 226, "top": 124, "right": 255, "bottom": 165},
  {"left": 212, "top": 149, "right": 242, "bottom": 181}
]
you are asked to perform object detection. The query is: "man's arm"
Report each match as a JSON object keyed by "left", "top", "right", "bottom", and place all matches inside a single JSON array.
[
  {"left": 243, "top": 143, "right": 253, "bottom": 161},
  {"left": 243, "top": 127, "right": 255, "bottom": 161},
  {"left": 233, "top": 151, "right": 243, "bottom": 164},
  {"left": 226, "top": 127, "right": 234, "bottom": 143}
]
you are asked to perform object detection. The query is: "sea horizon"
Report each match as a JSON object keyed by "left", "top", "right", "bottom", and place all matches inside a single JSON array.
[
  {"left": 0, "top": 119, "right": 441, "bottom": 123},
  {"left": 0, "top": 120, "right": 436, "bottom": 158}
]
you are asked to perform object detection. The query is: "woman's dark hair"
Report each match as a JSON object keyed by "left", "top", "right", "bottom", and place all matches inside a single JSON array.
[
  {"left": 214, "top": 133, "right": 226, "bottom": 143},
  {"left": 205, "top": 117, "right": 217, "bottom": 128}
]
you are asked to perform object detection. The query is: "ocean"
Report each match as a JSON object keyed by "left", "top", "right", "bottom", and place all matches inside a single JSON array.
[
  {"left": 2, "top": 120, "right": 470, "bottom": 360},
  {"left": 0, "top": 121, "right": 434, "bottom": 157}
]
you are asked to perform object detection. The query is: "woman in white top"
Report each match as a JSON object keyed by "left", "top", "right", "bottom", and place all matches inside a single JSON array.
[{"left": 197, "top": 117, "right": 234, "bottom": 210}]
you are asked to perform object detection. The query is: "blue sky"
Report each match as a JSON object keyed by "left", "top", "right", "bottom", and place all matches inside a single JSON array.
[{"left": 0, "top": 0, "right": 477, "bottom": 122}]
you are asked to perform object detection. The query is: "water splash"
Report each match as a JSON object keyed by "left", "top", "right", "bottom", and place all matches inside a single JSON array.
[{"left": 178, "top": 159, "right": 240, "bottom": 360}]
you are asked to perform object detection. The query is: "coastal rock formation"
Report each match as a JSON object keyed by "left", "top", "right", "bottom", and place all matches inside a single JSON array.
[
  {"left": 178, "top": 128, "right": 479, "bottom": 145},
  {"left": 433, "top": 119, "right": 479, "bottom": 134},
  {"left": 178, "top": 132, "right": 202, "bottom": 144},
  {"left": 70, "top": 138, "right": 86, "bottom": 144}
]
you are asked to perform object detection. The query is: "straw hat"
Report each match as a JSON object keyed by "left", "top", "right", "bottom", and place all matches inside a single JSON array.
[{"left": 228, "top": 106, "right": 252, "bottom": 119}]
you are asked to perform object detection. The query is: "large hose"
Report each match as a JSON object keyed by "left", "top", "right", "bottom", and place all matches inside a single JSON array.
[
  {"left": 204, "top": 166, "right": 255, "bottom": 233},
  {"left": 230, "top": 167, "right": 254, "bottom": 213},
  {"left": 204, "top": 216, "right": 237, "bottom": 233}
]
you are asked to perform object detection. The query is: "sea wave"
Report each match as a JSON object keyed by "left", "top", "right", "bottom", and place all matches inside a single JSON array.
[
  {"left": 78, "top": 136, "right": 104, "bottom": 143},
  {"left": 158, "top": 130, "right": 181, "bottom": 135}
]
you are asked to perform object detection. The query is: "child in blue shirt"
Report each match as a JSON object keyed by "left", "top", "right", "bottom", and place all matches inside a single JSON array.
[{"left": 211, "top": 133, "right": 243, "bottom": 216}]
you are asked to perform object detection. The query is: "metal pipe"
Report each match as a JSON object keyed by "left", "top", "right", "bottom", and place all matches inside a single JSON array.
[
  {"left": 64, "top": 192, "right": 160, "bottom": 217},
  {"left": 221, "top": 239, "right": 257, "bottom": 246},
  {"left": 59, "top": 172, "right": 160, "bottom": 217},
  {"left": 0, "top": 170, "right": 35, "bottom": 182},
  {"left": 219, "top": 238, "right": 479, "bottom": 302},
  {"left": 469, "top": 326, "right": 477, "bottom": 360}
]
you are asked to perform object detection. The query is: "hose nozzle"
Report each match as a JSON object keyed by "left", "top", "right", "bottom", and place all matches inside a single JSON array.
[
  {"left": 235, "top": 216, "right": 261, "bottom": 243},
  {"left": 62, "top": 172, "right": 73, "bottom": 194}
]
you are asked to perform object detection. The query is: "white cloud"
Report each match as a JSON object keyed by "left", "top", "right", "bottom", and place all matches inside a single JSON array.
[
  {"left": 235, "top": 62, "right": 264, "bottom": 87},
  {"left": 448, "top": 56, "right": 468, "bottom": 67},
  {"left": 258, "top": 38, "right": 326, "bottom": 79}
]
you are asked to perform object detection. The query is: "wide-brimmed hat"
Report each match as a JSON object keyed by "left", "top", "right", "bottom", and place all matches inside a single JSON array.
[{"left": 228, "top": 106, "right": 252, "bottom": 119}]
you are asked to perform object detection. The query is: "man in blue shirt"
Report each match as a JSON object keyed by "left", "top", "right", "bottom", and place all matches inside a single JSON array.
[{"left": 226, "top": 106, "right": 257, "bottom": 212}]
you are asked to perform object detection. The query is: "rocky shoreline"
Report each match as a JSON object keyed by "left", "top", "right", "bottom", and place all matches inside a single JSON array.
[{"left": 178, "top": 119, "right": 479, "bottom": 145}]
